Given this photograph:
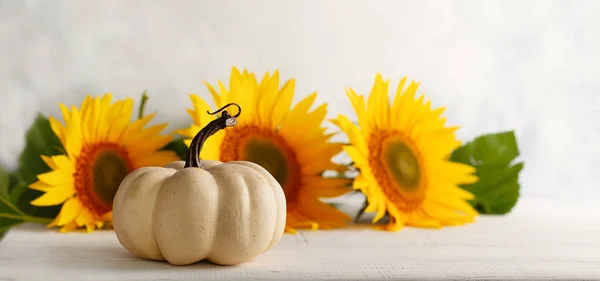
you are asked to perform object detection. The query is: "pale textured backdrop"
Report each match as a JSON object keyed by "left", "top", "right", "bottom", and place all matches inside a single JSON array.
[{"left": 1, "top": 0, "right": 599, "bottom": 206}]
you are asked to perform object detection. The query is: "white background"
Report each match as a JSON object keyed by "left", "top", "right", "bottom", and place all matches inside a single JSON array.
[{"left": 1, "top": 0, "right": 599, "bottom": 206}]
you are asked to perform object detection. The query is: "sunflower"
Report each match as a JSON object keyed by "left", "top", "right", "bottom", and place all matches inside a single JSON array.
[
  {"left": 29, "top": 93, "right": 179, "bottom": 232},
  {"left": 333, "top": 74, "right": 479, "bottom": 231},
  {"left": 176, "top": 67, "right": 351, "bottom": 233}
]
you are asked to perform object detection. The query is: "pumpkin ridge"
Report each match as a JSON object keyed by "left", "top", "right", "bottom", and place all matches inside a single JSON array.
[
  {"left": 233, "top": 161, "right": 286, "bottom": 252},
  {"left": 222, "top": 162, "right": 274, "bottom": 251},
  {"left": 113, "top": 168, "right": 154, "bottom": 259},
  {"left": 113, "top": 167, "right": 177, "bottom": 261}
]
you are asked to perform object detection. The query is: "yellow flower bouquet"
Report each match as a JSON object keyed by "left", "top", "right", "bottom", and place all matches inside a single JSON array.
[{"left": 0, "top": 67, "right": 523, "bottom": 240}]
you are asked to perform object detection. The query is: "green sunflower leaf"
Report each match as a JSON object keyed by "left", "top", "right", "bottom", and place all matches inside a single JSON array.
[
  {"left": 10, "top": 114, "right": 63, "bottom": 218},
  {"left": 0, "top": 165, "right": 9, "bottom": 198},
  {"left": 162, "top": 139, "right": 189, "bottom": 161},
  {"left": 0, "top": 166, "right": 22, "bottom": 241},
  {"left": 450, "top": 131, "right": 524, "bottom": 215}
]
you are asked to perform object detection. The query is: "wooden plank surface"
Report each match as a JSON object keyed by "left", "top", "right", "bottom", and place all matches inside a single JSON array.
[{"left": 1, "top": 196, "right": 599, "bottom": 281}]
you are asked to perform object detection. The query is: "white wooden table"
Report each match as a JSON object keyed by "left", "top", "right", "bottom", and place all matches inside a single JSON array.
[{"left": 1, "top": 196, "right": 599, "bottom": 281}]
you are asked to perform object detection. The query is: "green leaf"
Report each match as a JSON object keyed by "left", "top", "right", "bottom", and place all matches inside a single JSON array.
[
  {"left": 0, "top": 166, "right": 22, "bottom": 240},
  {"left": 10, "top": 114, "right": 63, "bottom": 218},
  {"left": 162, "top": 139, "right": 189, "bottom": 161},
  {"left": 0, "top": 165, "right": 8, "bottom": 198},
  {"left": 450, "top": 131, "right": 524, "bottom": 214},
  {"left": 0, "top": 115, "right": 69, "bottom": 238}
]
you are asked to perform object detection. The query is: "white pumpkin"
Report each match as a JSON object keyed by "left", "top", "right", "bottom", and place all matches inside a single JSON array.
[{"left": 112, "top": 103, "right": 287, "bottom": 266}]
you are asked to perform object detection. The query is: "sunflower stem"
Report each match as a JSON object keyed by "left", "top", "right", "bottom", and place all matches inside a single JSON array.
[
  {"left": 184, "top": 103, "right": 241, "bottom": 169},
  {"left": 0, "top": 197, "right": 26, "bottom": 216},
  {"left": 0, "top": 213, "right": 52, "bottom": 224},
  {"left": 354, "top": 198, "right": 369, "bottom": 224},
  {"left": 138, "top": 90, "right": 149, "bottom": 119}
]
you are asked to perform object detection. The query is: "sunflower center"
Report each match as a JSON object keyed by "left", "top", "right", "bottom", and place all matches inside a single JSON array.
[
  {"left": 369, "top": 130, "right": 426, "bottom": 211},
  {"left": 244, "top": 139, "right": 289, "bottom": 185},
  {"left": 92, "top": 151, "right": 130, "bottom": 205},
  {"left": 219, "top": 125, "right": 301, "bottom": 202},
  {"left": 383, "top": 141, "right": 420, "bottom": 190},
  {"left": 74, "top": 143, "right": 133, "bottom": 216}
]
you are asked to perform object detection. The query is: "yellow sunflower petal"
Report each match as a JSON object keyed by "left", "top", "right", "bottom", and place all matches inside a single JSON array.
[
  {"left": 58, "top": 103, "right": 71, "bottom": 126},
  {"left": 190, "top": 94, "right": 215, "bottom": 128},
  {"left": 80, "top": 95, "right": 96, "bottom": 143},
  {"left": 28, "top": 181, "right": 52, "bottom": 191},
  {"left": 204, "top": 81, "right": 223, "bottom": 110},
  {"left": 37, "top": 170, "right": 74, "bottom": 186},
  {"left": 278, "top": 92, "right": 317, "bottom": 137},
  {"left": 393, "top": 80, "right": 419, "bottom": 129},
  {"left": 50, "top": 155, "right": 75, "bottom": 174},
  {"left": 107, "top": 98, "right": 135, "bottom": 142},
  {"left": 124, "top": 123, "right": 169, "bottom": 147},
  {"left": 336, "top": 114, "right": 368, "bottom": 155},
  {"left": 64, "top": 105, "right": 83, "bottom": 158},
  {"left": 94, "top": 94, "right": 113, "bottom": 141},
  {"left": 405, "top": 211, "right": 442, "bottom": 229},
  {"left": 122, "top": 112, "right": 157, "bottom": 138},
  {"left": 100, "top": 211, "right": 113, "bottom": 221},
  {"left": 48, "top": 116, "right": 66, "bottom": 148},
  {"left": 134, "top": 150, "right": 180, "bottom": 167},
  {"left": 300, "top": 159, "right": 345, "bottom": 176},
  {"left": 40, "top": 155, "right": 58, "bottom": 170},
  {"left": 127, "top": 135, "right": 173, "bottom": 159},
  {"left": 57, "top": 197, "right": 82, "bottom": 226},
  {"left": 352, "top": 175, "right": 371, "bottom": 191},
  {"left": 345, "top": 88, "right": 370, "bottom": 136},
  {"left": 343, "top": 146, "right": 368, "bottom": 167},
  {"left": 271, "top": 78, "right": 295, "bottom": 126},
  {"left": 47, "top": 213, "right": 60, "bottom": 228},
  {"left": 432, "top": 161, "right": 479, "bottom": 185},
  {"left": 30, "top": 186, "right": 73, "bottom": 206},
  {"left": 367, "top": 73, "right": 390, "bottom": 129},
  {"left": 228, "top": 67, "right": 258, "bottom": 125},
  {"left": 302, "top": 176, "right": 351, "bottom": 198},
  {"left": 285, "top": 211, "right": 320, "bottom": 232},
  {"left": 280, "top": 103, "right": 329, "bottom": 146},
  {"left": 257, "top": 71, "right": 280, "bottom": 127},
  {"left": 58, "top": 221, "right": 79, "bottom": 233},
  {"left": 216, "top": 80, "right": 229, "bottom": 106},
  {"left": 382, "top": 204, "right": 407, "bottom": 231},
  {"left": 75, "top": 208, "right": 94, "bottom": 227}
]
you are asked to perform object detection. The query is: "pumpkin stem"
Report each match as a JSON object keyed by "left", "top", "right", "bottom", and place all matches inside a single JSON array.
[{"left": 184, "top": 103, "right": 241, "bottom": 169}]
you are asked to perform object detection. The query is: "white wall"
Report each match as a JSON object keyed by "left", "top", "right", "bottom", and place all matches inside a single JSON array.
[{"left": 1, "top": 0, "right": 598, "bottom": 204}]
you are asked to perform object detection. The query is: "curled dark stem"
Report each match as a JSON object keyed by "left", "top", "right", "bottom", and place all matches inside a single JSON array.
[
  {"left": 184, "top": 103, "right": 241, "bottom": 169},
  {"left": 206, "top": 102, "right": 241, "bottom": 118}
]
